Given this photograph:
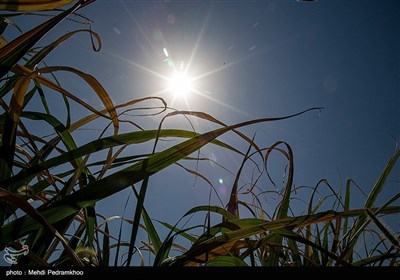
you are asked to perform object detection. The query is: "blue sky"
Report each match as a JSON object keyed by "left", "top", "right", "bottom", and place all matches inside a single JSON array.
[{"left": 2, "top": 0, "right": 399, "bottom": 265}]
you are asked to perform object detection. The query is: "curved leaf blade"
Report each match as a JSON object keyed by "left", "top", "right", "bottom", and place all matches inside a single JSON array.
[{"left": 0, "top": 0, "right": 76, "bottom": 12}]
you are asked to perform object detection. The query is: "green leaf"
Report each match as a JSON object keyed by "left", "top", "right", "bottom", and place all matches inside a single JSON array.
[
  {"left": 22, "top": 111, "right": 79, "bottom": 154},
  {"left": 85, "top": 205, "right": 96, "bottom": 248},
  {"left": 365, "top": 208, "right": 400, "bottom": 250},
  {"left": 0, "top": 187, "right": 83, "bottom": 266},
  {"left": 0, "top": 1, "right": 89, "bottom": 78},
  {"left": 287, "top": 237, "right": 302, "bottom": 266},
  {"left": 157, "top": 220, "right": 199, "bottom": 243},
  {"left": 142, "top": 207, "right": 162, "bottom": 254},
  {"left": 343, "top": 179, "right": 351, "bottom": 237},
  {"left": 102, "top": 223, "right": 110, "bottom": 267},
  {"left": 264, "top": 141, "right": 294, "bottom": 266},
  {"left": 5, "top": 129, "right": 239, "bottom": 191},
  {"left": 338, "top": 149, "right": 400, "bottom": 262},
  {"left": 183, "top": 205, "right": 236, "bottom": 222},
  {"left": 26, "top": 29, "right": 101, "bottom": 70},
  {"left": 0, "top": 108, "right": 322, "bottom": 245},
  {"left": 205, "top": 255, "right": 248, "bottom": 267},
  {"left": 227, "top": 137, "right": 254, "bottom": 219},
  {"left": 364, "top": 150, "right": 400, "bottom": 209},
  {"left": 167, "top": 206, "right": 400, "bottom": 266},
  {"left": 0, "top": 76, "right": 30, "bottom": 184},
  {"left": 352, "top": 253, "right": 400, "bottom": 267},
  {"left": 126, "top": 177, "right": 149, "bottom": 266}
]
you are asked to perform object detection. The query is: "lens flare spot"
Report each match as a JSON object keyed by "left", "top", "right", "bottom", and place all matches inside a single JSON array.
[
  {"left": 163, "top": 48, "right": 169, "bottom": 57},
  {"left": 218, "top": 178, "right": 224, "bottom": 184},
  {"left": 113, "top": 27, "right": 121, "bottom": 35}
]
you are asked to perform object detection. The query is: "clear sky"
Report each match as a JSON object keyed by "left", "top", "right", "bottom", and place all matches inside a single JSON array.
[{"left": 4, "top": 0, "right": 400, "bottom": 265}]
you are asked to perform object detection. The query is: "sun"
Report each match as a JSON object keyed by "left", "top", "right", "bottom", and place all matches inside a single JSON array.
[{"left": 168, "top": 71, "right": 193, "bottom": 97}]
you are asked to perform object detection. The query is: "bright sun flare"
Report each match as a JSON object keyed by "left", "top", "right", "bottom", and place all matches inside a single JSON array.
[{"left": 169, "top": 71, "right": 192, "bottom": 97}]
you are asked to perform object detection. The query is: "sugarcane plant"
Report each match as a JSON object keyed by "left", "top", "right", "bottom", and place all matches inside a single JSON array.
[{"left": 0, "top": 0, "right": 399, "bottom": 267}]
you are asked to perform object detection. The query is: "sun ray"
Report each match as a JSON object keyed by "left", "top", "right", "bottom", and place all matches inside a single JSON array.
[
  {"left": 120, "top": 0, "right": 161, "bottom": 57},
  {"left": 106, "top": 51, "right": 169, "bottom": 81},
  {"left": 183, "top": 96, "right": 191, "bottom": 110},
  {"left": 185, "top": 4, "right": 213, "bottom": 74},
  {"left": 192, "top": 50, "right": 261, "bottom": 82},
  {"left": 191, "top": 89, "right": 253, "bottom": 117}
]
